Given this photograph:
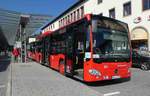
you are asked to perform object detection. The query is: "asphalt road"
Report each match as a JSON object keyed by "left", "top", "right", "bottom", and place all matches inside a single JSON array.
[
  {"left": 88, "top": 68, "right": 150, "bottom": 96},
  {"left": 12, "top": 62, "right": 102, "bottom": 96},
  {"left": 0, "top": 56, "right": 11, "bottom": 96}
]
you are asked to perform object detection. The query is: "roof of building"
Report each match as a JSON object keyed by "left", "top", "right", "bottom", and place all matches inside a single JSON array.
[
  {"left": 41, "top": 0, "right": 87, "bottom": 30},
  {"left": 0, "top": 8, "right": 52, "bottom": 48}
]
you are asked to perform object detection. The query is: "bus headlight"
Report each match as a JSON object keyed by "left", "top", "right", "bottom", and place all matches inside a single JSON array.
[{"left": 89, "top": 69, "right": 101, "bottom": 77}]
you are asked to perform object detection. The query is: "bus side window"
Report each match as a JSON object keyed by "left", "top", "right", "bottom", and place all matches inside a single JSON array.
[{"left": 67, "top": 36, "right": 73, "bottom": 53}]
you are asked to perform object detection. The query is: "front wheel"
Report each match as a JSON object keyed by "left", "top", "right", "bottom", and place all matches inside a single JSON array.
[{"left": 141, "top": 63, "right": 150, "bottom": 71}]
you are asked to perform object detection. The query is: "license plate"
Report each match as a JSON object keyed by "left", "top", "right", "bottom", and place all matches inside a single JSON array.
[{"left": 112, "top": 76, "right": 120, "bottom": 79}]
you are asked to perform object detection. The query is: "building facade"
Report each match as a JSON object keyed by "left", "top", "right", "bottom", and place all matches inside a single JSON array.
[{"left": 42, "top": 0, "right": 150, "bottom": 51}]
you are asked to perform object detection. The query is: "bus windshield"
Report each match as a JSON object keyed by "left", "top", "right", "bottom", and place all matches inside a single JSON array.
[{"left": 92, "top": 17, "right": 130, "bottom": 62}]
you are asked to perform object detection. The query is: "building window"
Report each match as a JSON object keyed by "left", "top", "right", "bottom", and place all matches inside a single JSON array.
[
  {"left": 62, "top": 18, "right": 64, "bottom": 26},
  {"left": 143, "top": 0, "right": 150, "bottom": 10},
  {"left": 70, "top": 13, "right": 73, "bottom": 22},
  {"left": 74, "top": 11, "right": 76, "bottom": 21},
  {"left": 98, "top": 0, "right": 102, "bottom": 4},
  {"left": 59, "top": 20, "right": 61, "bottom": 27},
  {"left": 65, "top": 17, "right": 67, "bottom": 25},
  {"left": 53, "top": 24, "right": 55, "bottom": 29},
  {"left": 59, "top": 21, "right": 61, "bottom": 27},
  {"left": 63, "top": 17, "right": 65, "bottom": 25},
  {"left": 61, "top": 19, "right": 63, "bottom": 27},
  {"left": 77, "top": 9, "right": 80, "bottom": 19},
  {"left": 80, "top": 6, "right": 84, "bottom": 18},
  {"left": 123, "top": 2, "right": 131, "bottom": 16},
  {"left": 72, "top": 13, "right": 74, "bottom": 22},
  {"left": 109, "top": 8, "right": 115, "bottom": 18},
  {"left": 68, "top": 15, "right": 70, "bottom": 23}
]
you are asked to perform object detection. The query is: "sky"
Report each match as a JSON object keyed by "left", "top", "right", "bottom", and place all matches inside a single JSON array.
[{"left": 0, "top": 0, "right": 77, "bottom": 17}]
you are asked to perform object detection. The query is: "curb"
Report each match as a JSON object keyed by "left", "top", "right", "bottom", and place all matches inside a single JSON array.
[{"left": 6, "top": 63, "right": 12, "bottom": 96}]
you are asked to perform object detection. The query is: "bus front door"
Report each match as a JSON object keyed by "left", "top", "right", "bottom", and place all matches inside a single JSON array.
[
  {"left": 42, "top": 37, "right": 50, "bottom": 66},
  {"left": 73, "top": 32, "right": 85, "bottom": 80}
]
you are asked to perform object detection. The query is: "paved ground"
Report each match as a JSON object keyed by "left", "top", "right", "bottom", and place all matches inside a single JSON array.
[
  {"left": 0, "top": 55, "right": 11, "bottom": 96},
  {"left": 11, "top": 62, "right": 102, "bottom": 96},
  {"left": 1, "top": 56, "right": 150, "bottom": 96},
  {"left": 90, "top": 68, "right": 150, "bottom": 96}
]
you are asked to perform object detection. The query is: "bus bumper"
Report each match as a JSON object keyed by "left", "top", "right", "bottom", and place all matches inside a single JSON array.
[{"left": 83, "top": 60, "right": 131, "bottom": 82}]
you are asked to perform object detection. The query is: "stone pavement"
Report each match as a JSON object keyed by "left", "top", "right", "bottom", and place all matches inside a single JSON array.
[
  {"left": 0, "top": 55, "right": 11, "bottom": 96},
  {"left": 11, "top": 62, "right": 102, "bottom": 96}
]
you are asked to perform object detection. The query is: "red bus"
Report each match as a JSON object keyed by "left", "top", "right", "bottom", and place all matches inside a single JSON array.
[
  {"left": 35, "top": 14, "right": 132, "bottom": 82},
  {"left": 27, "top": 38, "right": 42, "bottom": 63},
  {"left": 27, "top": 41, "right": 36, "bottom": 60}
]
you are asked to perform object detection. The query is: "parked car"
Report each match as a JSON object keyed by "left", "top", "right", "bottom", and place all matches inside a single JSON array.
[{"left": 132, "top": 50, "right": 150, "bottom": 70}]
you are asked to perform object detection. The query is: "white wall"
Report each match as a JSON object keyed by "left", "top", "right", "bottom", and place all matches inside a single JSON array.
[{"left": 84, "top": 0, "right": 150, "bottom": 51}]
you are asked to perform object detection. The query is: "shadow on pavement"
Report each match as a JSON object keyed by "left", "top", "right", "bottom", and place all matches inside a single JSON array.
[
  {"left": 71, "top": 76, "right": 130, "bottom": 87},
  {"left": 0, "top": 55, "right": 11, "bottom": 72},
  {"left": 84, "top": 78, "right": 131, "bottom": 87}
]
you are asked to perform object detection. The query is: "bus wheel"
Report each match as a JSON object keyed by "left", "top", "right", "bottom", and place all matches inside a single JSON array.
[{"left": 59, "top": 59, "right": 65, "bottom": 75}]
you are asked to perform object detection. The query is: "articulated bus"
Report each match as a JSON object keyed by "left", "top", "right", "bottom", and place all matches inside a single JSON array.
[
  {"left": 27, "top": 38, "right": 42, "bottom": 63},
  {"left": 30, "top": 14, "right": 132, "bottom": 82}
]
